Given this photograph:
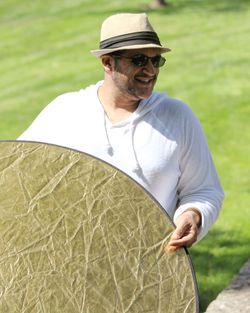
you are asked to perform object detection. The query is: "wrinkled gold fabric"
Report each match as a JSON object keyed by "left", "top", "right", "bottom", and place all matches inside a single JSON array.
[{"left": 0, "top": 141, "right": 199, "bottom": 312}]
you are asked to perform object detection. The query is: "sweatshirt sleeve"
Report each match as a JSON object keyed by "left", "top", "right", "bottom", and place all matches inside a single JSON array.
[
  {"left": 18, "top": 86, "right": 96, "bottom": 143},
  {"left": 173, "top": 105, "right": 224, "bottom": 243},
  {"left": 17, "top": 92, "right": 81, "bottom": 145},
  {"left": 18, "top": 96, "right": 63, "bottom": 142}
]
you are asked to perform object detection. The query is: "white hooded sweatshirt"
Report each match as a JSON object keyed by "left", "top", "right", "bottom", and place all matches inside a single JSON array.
[{"left": 19, "top": 81, "right": 224, "bottom": 242}]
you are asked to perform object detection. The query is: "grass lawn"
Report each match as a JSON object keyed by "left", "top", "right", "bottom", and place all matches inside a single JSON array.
[{"left": 1, "top": 0, "right": 250, "bottom": 311}]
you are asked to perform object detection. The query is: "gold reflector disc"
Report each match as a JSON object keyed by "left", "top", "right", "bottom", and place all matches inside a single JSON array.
[{"left": 0, "top": 141, "right": 199, "bottom": 312}]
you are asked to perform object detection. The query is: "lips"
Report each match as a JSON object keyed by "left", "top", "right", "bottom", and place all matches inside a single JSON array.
[{"left": 135, "top": 76, "right": 155, "bottom": 85}]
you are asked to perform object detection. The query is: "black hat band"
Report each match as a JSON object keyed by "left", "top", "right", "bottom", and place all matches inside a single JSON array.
[{"left": 100, "top": 31, "right": 161, "bottom": 49}]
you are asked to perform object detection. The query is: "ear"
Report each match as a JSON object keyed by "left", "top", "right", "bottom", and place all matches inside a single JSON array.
[{"left": 101, "top": 55, "right": 114, "bottom": 73}]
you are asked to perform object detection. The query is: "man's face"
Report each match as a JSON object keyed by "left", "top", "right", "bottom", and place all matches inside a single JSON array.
[{"left": 110, "top": 48, "right": 163, "bottom": 102}]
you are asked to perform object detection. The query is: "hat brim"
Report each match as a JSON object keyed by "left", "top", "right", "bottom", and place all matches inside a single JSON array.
[{"left": 90, "top": 43, "right": 171, "bottom": 57}]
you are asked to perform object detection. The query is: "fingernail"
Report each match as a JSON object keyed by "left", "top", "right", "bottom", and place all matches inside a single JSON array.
[{"left": 165, "top": 245, "right": 178, "bottom": 253}]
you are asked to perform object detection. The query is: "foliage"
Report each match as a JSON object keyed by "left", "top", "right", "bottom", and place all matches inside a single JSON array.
[{"left": 1, "top": 0, "right": 250, "bottom": 311}]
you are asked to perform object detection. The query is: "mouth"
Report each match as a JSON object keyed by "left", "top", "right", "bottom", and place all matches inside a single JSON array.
[{"left": 134, "top": 76, "right": 155, "bottom": 85}]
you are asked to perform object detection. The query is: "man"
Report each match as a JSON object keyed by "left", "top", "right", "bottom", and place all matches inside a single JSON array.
[{"left": 18, "top": 13, "right": 224, "bottom": 251}]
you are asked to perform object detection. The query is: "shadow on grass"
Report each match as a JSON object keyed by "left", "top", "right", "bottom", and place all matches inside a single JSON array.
[
  {"left": 189, "top": 228, "right": 250, "bottom": 312},
  {"left": 97, "top": 0, "right": 249, "bottom": 16},
  {"left": 54, "top": 0, "right": 250, "bottom": 20},
  {"left": 142, "top": 0, "right": 249, "bottom": 14}
]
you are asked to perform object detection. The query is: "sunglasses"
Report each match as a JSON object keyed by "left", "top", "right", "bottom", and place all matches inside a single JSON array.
[{"left": 112, "top": 53, "right": 166, "bottom": 68}]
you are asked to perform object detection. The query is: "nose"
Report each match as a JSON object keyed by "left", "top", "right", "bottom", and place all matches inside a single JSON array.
[{"left": 142, "top": 60, "right": 158, "bottom": 76}]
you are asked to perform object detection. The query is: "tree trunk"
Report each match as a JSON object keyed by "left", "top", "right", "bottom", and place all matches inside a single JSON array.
[{"left": 151, "top": 0, "right": 168, "bottom": 8}]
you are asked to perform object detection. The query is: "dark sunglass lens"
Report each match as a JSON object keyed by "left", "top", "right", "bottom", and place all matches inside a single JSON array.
[
  {"left": 132, "top": 55, "right": 148, "bottom": 67},
  {"left": 152, "top": 56, "right": 166, "bottom": 68},
  {"left": 130, "top": 54, "right": 166, "bottom": 68},
  {"left": 159, "top": 56, "right": 166, "bottom": 67}
]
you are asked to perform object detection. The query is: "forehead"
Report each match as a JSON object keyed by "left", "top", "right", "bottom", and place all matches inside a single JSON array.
[{"left": 123, "top": 48, "right": 162, "bottom": 56}]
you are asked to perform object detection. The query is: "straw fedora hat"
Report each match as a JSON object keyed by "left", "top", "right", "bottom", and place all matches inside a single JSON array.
[{"left": 91, "top": 13, "right": 171, "bottom": 57}]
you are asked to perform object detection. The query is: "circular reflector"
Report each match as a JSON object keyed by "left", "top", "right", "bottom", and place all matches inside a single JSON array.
[{"left": 0, "top": 141, "right": 199, "bottom": 312}]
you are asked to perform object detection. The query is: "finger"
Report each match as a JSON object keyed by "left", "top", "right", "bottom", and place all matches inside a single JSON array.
[
  {"left": 165, "top": 244, "right": 178, "bottom": 253},
  {"left": 165, "top": 231, "right": 189, "bottom": 253},
  {"left": 171, "top": 230, "right": 197, "bottom": 246},
  {"left": 170, "top": 223, "right": 190, "bottom": 241}
]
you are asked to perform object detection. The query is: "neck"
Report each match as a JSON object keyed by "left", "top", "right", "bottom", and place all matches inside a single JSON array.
[{"left": 98, "top": 82, "right": 140, "bottom": 123}]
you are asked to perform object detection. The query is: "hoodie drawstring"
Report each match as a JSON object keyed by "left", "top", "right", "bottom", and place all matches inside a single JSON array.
[
  {"left": 103, "top": 111, "right": 114, "bottom": 156},
  {"left": 103, "top": 112, "right": 142, "bottom": 176},
  {"left": 101, "top": 91, "right": 166, "bottom": 178},
  {"left": 129, "top": 121, "right": 143, "bottom": 176}
]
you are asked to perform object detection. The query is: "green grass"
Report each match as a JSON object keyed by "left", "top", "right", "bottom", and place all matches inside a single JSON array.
[{"left": 1, "top": 0, "right": 250, "bottom": 311}]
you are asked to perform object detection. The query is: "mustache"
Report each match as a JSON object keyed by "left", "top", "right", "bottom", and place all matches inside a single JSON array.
[{"left": 135, "top": 73, "right": 157, "bottom": 79}]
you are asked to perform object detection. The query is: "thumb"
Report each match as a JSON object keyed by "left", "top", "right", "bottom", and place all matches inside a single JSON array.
[{"left": 166, "top": 231, "right": 181, "bottom": 253}]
